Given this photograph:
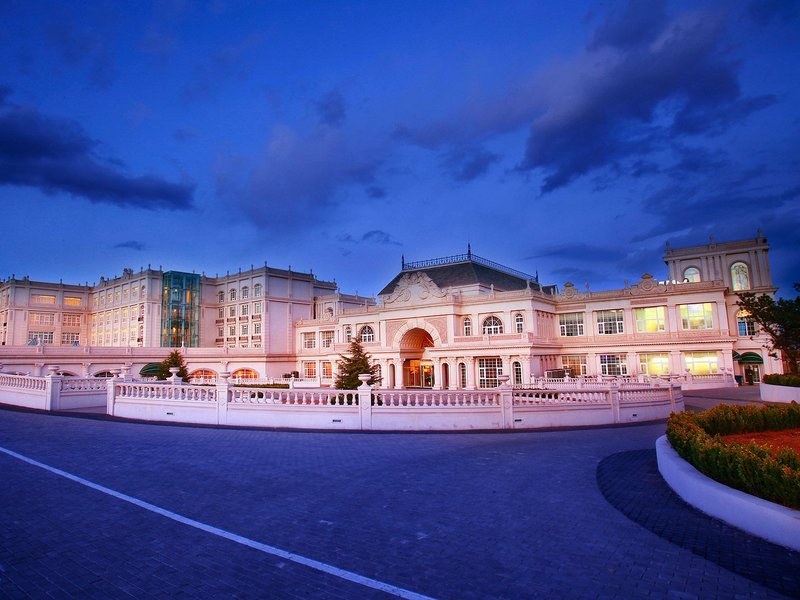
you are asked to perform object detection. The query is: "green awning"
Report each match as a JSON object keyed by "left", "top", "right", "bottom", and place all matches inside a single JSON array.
[
  {"left": 732, "top": 351, "right": 741, "bottom": 360},
  {"left": 737, "top": 352, "right": 763, "bottom": 364},
  {"left": 139, "top": 362, "right": 161, "bottom": 376}
]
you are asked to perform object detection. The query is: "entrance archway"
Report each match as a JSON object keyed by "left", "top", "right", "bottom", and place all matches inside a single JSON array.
[{"left": 399, "top": 328, "right": 435, "bottom": 388}]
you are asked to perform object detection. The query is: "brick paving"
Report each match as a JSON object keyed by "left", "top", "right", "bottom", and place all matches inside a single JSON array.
[{"left": 0, "top": 389, "right": 796, "bottom": 599}]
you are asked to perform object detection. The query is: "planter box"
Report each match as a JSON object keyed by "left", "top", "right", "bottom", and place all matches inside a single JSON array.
[{"left": 760, "top": 382, "right": 800, "bottom": 403}]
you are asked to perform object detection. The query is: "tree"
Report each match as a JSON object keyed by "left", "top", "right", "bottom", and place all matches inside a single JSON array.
[
  {"left": 737, "top": 284, "right": 800, "bottom": 375},
  {"left": 335, "top": 340, "right": 381, "bottom": 389},
  {"left": 156, "top": 350, "right": 190, "bottom": 381}
]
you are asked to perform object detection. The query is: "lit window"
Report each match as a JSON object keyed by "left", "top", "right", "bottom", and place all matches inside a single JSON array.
[
  {"left": 512, "top": 361, "right": 523, "bottom": 385},
  {"left": 463, "top": 317, "right": 472, "bottom": 336},
  {"left": 303, "top": 332, "right": 316, "bottom": 349},
  {"left": 62, "top": 314, "right": 81, "bottom": 327},
  {"left": 30, "top": 312, "right": 55, "bottom": 326},
  {"left": 322, "top": 361, "right": 333, "bottom": 379},
  {"left": 61, "top": 332, "right": 80, "bottom": 345},
  {"left": 597, "top": 309, "right": 624, "bottom": 335},
  {"left": 360, "top": 326, "right": 375, "bottom": 342},
  {"left": 241, "top": 286, "right": 249, "bottom": 299},
  {"left": 561, "top": 355, "right": 587, "bottom": 376},
  {"left": 64, "top": 296, "right": 82, "bottom": 306},
  {"left": 229, "top": 289, "right": 236, "bottom": 301},
  {"left": 254, "top": 284, "right": 263, "bottom": 297},
  {"left": 514, "top": 314, "right": 524, "bottom": 334},
  {"left": 303, "top": 362, "right": 317, "bottom": 378},
  {"left": 478, "top": 357, "right": 502, "bottom": 388},
  {"left": 731, "top": 262, "right": 750, "bottom": 291},
  {"left": 482, "top": 316, "right": 503, "bottom": 335},
  {"left": 683, "top": 267, "right": 701, "bottom": 283},
  {"left": 737, "top": 310, "right": 756, "bottom": 336},
  {"left": 684, "top": 352, "right": 718, "bottom": 375},
  {"left": 232, "top": 368, "right": 258, "bottom": 380},
  {"left": 600, "top": 354, "right": 627, "bottom": 376},
  {"left": 321, "top": 331, "right": 335, "bottom": 348},
  {"left": 31, "top": 294, "right": 56, "bottom": 305},
  {"left": 679, "top": 303, "right": 713, "bottom": 330},
  {"left": 559, "top": 313, "right": 584, "bottom": 337},
  {"left": 639, "top": 353, "right": 670, "bottom": 375},
  {"left": 28, "top": 331, "right": 54, "bottom": 345},
  {"left": 634, "top": 307, "right": 666, "bottom": 333}
]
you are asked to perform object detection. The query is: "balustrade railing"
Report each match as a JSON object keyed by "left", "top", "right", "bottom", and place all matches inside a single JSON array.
[
  {"left": 372, "top": 390, "right": 500, "bottom": 407},
  {"left": 229, "top": 388, "right": 357, "bottom": 406},
  {"left": 116, "top": 382, "right": 217, "bottom": 402},
  {"left": 513, "top": 389, "right": 610, "bottom": 405},
  {"left": 61, "top": 378, "right": 108, "bottom": 392}
]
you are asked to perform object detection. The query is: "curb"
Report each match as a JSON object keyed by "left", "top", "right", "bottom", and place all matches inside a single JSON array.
[{"left": 655, "top": 435, "right": 800, "bottom": 551}]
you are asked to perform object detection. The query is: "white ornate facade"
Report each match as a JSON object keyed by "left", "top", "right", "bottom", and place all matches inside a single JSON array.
[{"left": 0, "top": 234, "right": 782, "bottom": 386}]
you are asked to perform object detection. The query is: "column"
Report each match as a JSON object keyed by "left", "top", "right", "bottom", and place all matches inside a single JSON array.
[
  {"left": 467, "top": 357, "right": 476, "bottom": 389},
  {"left": 433, "top": 358, "right": 443, "bottom": 389}
]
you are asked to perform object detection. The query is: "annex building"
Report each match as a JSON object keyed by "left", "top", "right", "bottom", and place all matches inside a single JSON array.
[{"left": 0, "top": 234, "right": 782, "bottom": 387}]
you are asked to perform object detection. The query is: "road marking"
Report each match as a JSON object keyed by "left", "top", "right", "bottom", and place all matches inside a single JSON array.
[{"left": 0, "top": 445, "right": 435, "bottom": 600}]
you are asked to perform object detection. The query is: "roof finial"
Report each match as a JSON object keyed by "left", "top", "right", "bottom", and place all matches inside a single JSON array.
[
  {"left": 467, "top": 243, "right": 471, "bottom": 258},
  {"left": 401, "top": 254, "right": 405, "bottom": 269}
]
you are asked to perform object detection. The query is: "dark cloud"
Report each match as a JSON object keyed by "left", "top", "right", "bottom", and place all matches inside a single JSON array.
[
  {"left": 441, "top": 145, "right": 500, "bottom": 182},
  {"left": 365, "top": 186, "right": 386, "bottom": 199},
  {"left": 588, "top": 0, "right": 667, "bottom": 50},
  {"left": 182, "top": 34, "right": 262, "bottom": 102},
  {"left": 337, "top": 230, "right": 401, "bottom": 246},
  {"left": 0, "top": 105, "right": 194, "bottom": 210},
  {"left": 747, "top": 0, "right": 800, "bottom": 24},
  {"left": 667, "top": 146, "right": 729, "bottom": 177},
  {"left": 47, "top": 20, "right": 116, "bottom": 89},
  {"left": 526, "top": 243, "right": 626, "bottom": 263},
  {"left": 114, "top": 240, "right": 145, "bottom": 251},
  {"left": 316, "top": 90, "right": 346, "bottom": 127}
]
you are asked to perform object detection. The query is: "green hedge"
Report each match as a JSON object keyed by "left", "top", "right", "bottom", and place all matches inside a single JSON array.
[
  {"left": 666, "top": 403, "right": 800, "bottom": 509},
  {"left": 763, "top": 374, "right": 800, "bottom": 388}
]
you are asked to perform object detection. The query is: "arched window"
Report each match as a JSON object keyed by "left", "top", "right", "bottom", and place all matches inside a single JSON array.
[
  {"left": 241, "top": 286, "right": 249, "bottom": 299},
  {"left": 231, "top": 368, "right": 258, "bottom": 381},
  {"left": 217, "top": 291, "right": 224, "bottom": 303},
  {"left": 254, "top": 284, "right": 263, "bottom": 297},
  {"left": 463, "top": 317, "right": 472, "bottom": 336},
  {"left": 731, "top": 262, "right": 751, "bottom": 291},
  {"left": 360, "top": 325, "right": 375, "bottom": 342},
  {"left": 229, "top": 289, "right": 236, "bottom": 301},
  {"left": 737, "top": 310, "right": 756, "bottom": 336},
  {"left": 189, "top": 369, "right": 217, "bottom": 383},
  {"left": 344, "top": 326, "right": 352, "bottom": 342},
  {"left": 514, "top": 313, "right": 524, "bottom": 333},
  {"left": 482, "top": 316, "right": 503, "bottom": 335},
  {"left": 512, "top": 361, "right": 523, "bottom": 385},
  {"left": 458, "top": 363, "right": 467, "bottom": 388},
  {"left": 683, "top": 267, "right": 701, "bottom": 283}
]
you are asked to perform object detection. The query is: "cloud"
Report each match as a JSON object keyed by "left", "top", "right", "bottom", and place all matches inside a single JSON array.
[
  {"left": 441, "top": 145, "right": 500, "bottom": 182},
  {"left": 315, "top": 90, "right": 346, "bottom": 127},
  {"left": 0, "top": 103, "right": 194, "bottom": 210},
  {"left": 182, "top": 34, "right": 262, "bottom": 102},
  {"left": 47, "top": 20, "right": 116, "bottom": 89},
  {"left": 365, "top": 186, "right": 387, "bottom": 199},
  {"left": 337, "top": 230, "right": 401, "bottom": 246},
  {"left": 747, "top": 0, "right": 800, "bottom": 25},
  {"left": 114, "top": 240, "right": 146, "bottom": 251}
]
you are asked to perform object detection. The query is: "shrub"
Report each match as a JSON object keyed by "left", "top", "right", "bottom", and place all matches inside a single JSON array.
[
  {"left": 763, "top": 374, "right": 800, "bottom": 388},
  {"left": 666, "top": 402, "right": 800, "bottom": 509}
]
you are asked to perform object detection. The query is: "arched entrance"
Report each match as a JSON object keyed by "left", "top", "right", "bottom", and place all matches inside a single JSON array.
[{"left": 399, "top": 328, "right": 435, "bottom": 388}]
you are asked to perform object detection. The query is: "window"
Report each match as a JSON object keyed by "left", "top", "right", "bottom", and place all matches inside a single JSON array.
[
  {"left": 254, "top": 284, "right": 263, "bottom": 297},
  {"left": 683, "top": 267, "right": 701, "bottom": 283},
  {"left": 321, "top": 361, "right": 333, "bottom": 379},
  {"left": 321, "top": 331, "right": 335, "bottom": 348},
  {"left": 303, "top": 332, "right": 316, "bottom": 349},
  {"left": 253, "top": 322, "right": 261, "bottom": 335},
  {"left": 680, "top": 303, "right": 714, "bottom": 330},
  {"left": 241, "top": 324, "right": 248, "bottom": 336},
  {"left": 303, "top": 362, "right": 317, "bottom": 378},
  {"left": 240, "top": 303, "right": 249, "bottom": 316},
  {"left": 61, "top": 332, "right": 80, "bottom": 345},
  {"left": 64, "top": 296, "right": 82, "bottom": 306},
  {"left": 218, "top": 291, "right": 225, "bottom": 303},
  {"left": 345, "top": 326, "right": 352, "bottom": 342},
  {"left": 514, "top": 314, "right": 524, "bottom": 334},
  {"left": 634, "top": 306, "right": 666, "bottom": 333},
  {"left": 28, "top": 331, "right": 54, "bottom": 345},
  {"left": 512, "top": 361, "right": 523, "bottom": 385},
  {"left": 253, "top": 301, "right": 262, "bottom": 314},
  {"left": 458, "top": 363, "right": 467, "bottom": 388},
  {"left": 463, "top": 317, "right": 472, "bottom": 336},
  {"left": 31, "top": 294, "right": 56, "bottom": 305},
  {"left": 597, "top": 309, "right": 624, "bottom": 335},
  {"left": 600, "top": 354, "right": 627, "bottom": 376},
  {"left": 63, "top": 314, "right": 81, "bottom": 327},
  {"left": 561, "top": 355, "right": 587, "bottom": 376},
  {"left": 731, "top": 262, "right": 751, "bottom": 291},
  {"left": 639, "top": 353, "right": 670, "bottom": 375},
  {"left": 482, "top": 316, "right": 503, "bottom": 335},
  {"left": 229, "top": 306, "right": 236, "bottom": 317},
  {"left": 229, "top": 289, "right": 236, "bottom": 301},
  {"left": 478, "top": 358, "right": 503, "bottom": 388},
  {"left": 737, "top": 310, "right": 756, "bottom": 336},
  {"left": 232, "top": 368, "right": 258, "bottom": 380},
  {"left": 684, "top": 352, "right": 719, "bottom": 375},
  {"left": 241, "top": 286, "right": 249, "bottom": 299},
  {"left": 218, "top": 327, "right": 224, "bottom": 338},
  {"left": 559, "top": 313, "right": 584, "bottom": 336},
  {"left": 360, "top": 325, "right": 375, "bottom": 342},
  {"left": 229, "top": 325, "right": 235, "bottom": 337},
  {"left": 30, "top": 312, "right": 55, "bottom": 326},
  {"left": 218, "top": 307, "right": 224, "bottom": 319}
]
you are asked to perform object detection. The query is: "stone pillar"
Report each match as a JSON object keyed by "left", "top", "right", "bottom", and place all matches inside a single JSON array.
[
  {"left": 216, "top": 371, "right": 231, "bottom": 425},
  {"left": 498, "top": 374, "right": 513, "bottom": 429},
  {"left": 466, "top": 357, "right": 476, "bottom": 389},
  {"left": 358, "top": 374, "right": 372, "bottom": 430},
  {"left": 433, "top": 359, "right": 443, "bottom": 389},
  {"left": 609, "top": 379, "right": 620, "bottom": 424},
  {"left": 44, "top": 365, "right": 61, "bottom": 411}
]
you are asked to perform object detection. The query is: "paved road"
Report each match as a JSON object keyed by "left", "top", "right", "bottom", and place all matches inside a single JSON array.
[{"left": 0, "top": 387, "right": 796, "bottom": 599}]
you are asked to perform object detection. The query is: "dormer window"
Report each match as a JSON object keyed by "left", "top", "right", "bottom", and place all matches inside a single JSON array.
[
  {"left": 731, "top": 262, "right": 751, "bottom": 291},
  {"left": 359, "top": 325, "right": 375, "bottom": 342},
  {"left": 482, "top": 316, "right": 503, "bottom": 335},
  {"left": 683, "top": 267, "right": 701, "bottom": 283}
]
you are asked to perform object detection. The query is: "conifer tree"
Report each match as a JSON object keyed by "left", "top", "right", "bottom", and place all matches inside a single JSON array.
[
  {"left": 156, "top": 350, "right": 190, "bottom": 381},
  {"left": 335, "top": 340, "right": 381, "bottom": 389}
]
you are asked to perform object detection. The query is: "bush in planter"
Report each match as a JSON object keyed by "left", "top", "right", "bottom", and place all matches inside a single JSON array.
[
  {"left": 763, "top": 374, "right": 800, "bottom": 388},
  {"left": 666, "top": 403, "right": 800, "bottom": 509}
]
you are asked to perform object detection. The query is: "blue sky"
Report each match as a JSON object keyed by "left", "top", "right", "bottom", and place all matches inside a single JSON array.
[{"left": 1, "top": 0, "right": 798, "bottom": 297}]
